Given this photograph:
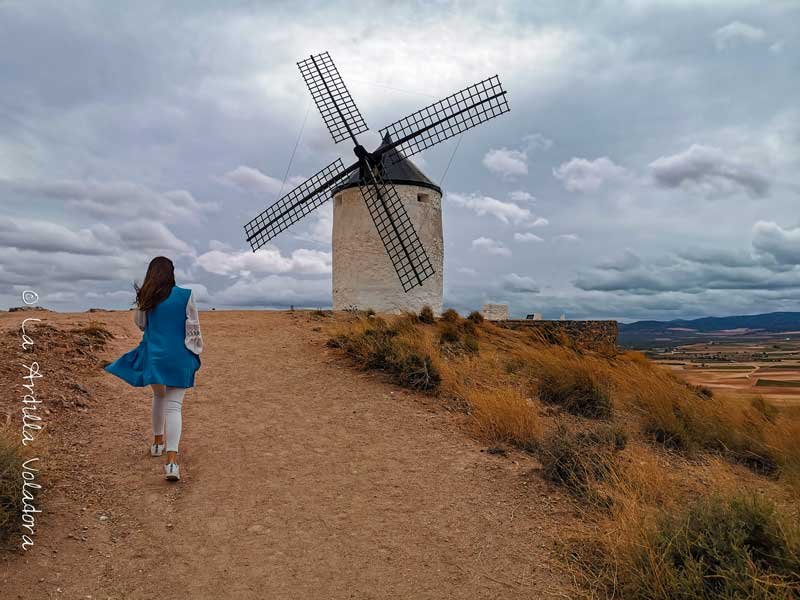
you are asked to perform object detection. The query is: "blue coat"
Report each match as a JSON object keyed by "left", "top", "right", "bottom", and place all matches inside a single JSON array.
[{"left": 105, "top": 285, "right": 201, "bottom": 388}]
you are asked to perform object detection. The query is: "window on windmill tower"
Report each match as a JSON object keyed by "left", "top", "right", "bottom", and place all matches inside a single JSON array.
[{"left": 417, "top": 193, "right": 430, "bottom": 203}]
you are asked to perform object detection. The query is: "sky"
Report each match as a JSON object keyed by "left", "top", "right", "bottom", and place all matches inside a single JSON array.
[{"left": 1, "top": 0, "right": 799, "bottom": 321}]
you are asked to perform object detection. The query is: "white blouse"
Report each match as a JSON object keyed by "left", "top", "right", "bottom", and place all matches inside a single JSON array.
[{"left": 133, "top": 289, "right": 204, "bottom": 355}]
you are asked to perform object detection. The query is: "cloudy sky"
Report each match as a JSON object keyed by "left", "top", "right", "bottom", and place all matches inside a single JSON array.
[{"left": 1, "top": 0, "right": 799, "bottom": 320}]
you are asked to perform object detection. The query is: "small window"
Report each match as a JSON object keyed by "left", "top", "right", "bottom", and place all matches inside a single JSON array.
[{"left": 417, "top": 193, "right": 430, "bottom": 203}]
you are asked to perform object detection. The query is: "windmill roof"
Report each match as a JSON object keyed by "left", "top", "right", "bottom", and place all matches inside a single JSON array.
[{"left": 332, "top": 134, "right": 442, "bottom": 195}]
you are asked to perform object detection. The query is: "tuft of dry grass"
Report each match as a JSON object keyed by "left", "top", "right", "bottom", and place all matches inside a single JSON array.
[
  {"left": 466, "top": 387, "right": 541, "bottom": 452},
  {"left": 587, "top": 493, "right": 800, "bottom": 599},
  {"left": 540, "top": 421, "right": 626, "bottom": 504},
  {"left": 0, "top": 429, "right": 38, "bottom": 547}
]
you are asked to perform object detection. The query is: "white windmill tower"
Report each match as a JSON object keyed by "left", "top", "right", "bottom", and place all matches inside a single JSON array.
[
  {"left": 331, "top": 134, "right": 443, "bottom": 314},
  {"left": 243, "top": 52, "right": 510, "bottom": 314}
]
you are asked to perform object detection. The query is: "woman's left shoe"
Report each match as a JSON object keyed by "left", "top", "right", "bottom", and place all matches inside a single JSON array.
[
  {"left": 164, "top": 462, "right": 180, "bottom": 481},
  {"left": 150, "top": 443, "right": 165, "bottom": 457}
]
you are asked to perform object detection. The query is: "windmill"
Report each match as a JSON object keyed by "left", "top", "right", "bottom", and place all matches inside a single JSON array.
[{"left": 243, "top": 51, "right": 510, "bottom": 305}]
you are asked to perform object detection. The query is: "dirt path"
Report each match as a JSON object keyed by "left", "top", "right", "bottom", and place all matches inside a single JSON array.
[{"left": 1, "top": 311, "right": 572, "bottom": 599}]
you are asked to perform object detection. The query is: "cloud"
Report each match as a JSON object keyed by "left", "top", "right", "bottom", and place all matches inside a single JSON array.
[
  {"left": 0, "top": 217, "right": 112, "bottom": 255},
  {"left": 522, "top": 133, "right": 553, "bottom": 151},
  {"left": 555, "top": 233, "right": 581, "bottom": 242},
  {"left": 482, "top": 148, "right": 528, "bottom": 178},
  {"left": 552, "top": 157, "right": 628, "bottom": 192},
  {"left": 222, "top": 165, "right": 306, "bottom": 197},
  {"left": 212, "top": 275, "right": 330, "bottom": 308},
  {"left": 116, "top": 220, "right": 194, "bottom": 255},
  {"left": 447, "top": 192, "right": 547, "bottom": 229},
  {"left": 296, "top": 203, "right": 333, "bottom": 245},
  {"left": 509, "top": 190, "right": 536, "bottom": 203},
  {"left": 514, "top": 232, "right": 544, "bottom": 243},
  {"left": 457, "top": 267, "right": 477, "bottom": 276},
  {"left": 502, "top": 273, "right": 540, "bottom": 293},
  {"left": 575, "top": 233, "right": 800, "bottom": 295},
  {"left": 471, "top": 237, "right": 511, "bottom": 256},
  {"left": 713, "top": 21, "right": 766, "bottom": 51},
  {"left": 196, "top": 245, "right": 331, "bottom": 276},
  {"left": 769, "top": 40, "right": 785, "bottom": 54},
  {"left": 2, "top": 178, "right": 218, "bottom": 223},
  {"left": 649, "top": 144, "right": 770, "bottom": 197},
  {"left": 481, "top": 132, "right": 552, "bottom": 179},
  {"left": 752, "top": 221, "right": 800, "bottom": 265}
]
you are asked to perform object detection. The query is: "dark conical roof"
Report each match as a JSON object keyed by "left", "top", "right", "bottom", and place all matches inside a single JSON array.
[{"left": 332, "top": 133, "right": 442, "bottom": 195}]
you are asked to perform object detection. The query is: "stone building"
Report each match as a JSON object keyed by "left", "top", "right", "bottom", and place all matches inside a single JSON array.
[{"left": 331, "top": 135, "right": 443, "bottom": 314}]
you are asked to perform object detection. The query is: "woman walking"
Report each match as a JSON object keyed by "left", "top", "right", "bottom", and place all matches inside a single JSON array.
[{"left": 105, "top": 256, "right": 203, "bottom": 481}]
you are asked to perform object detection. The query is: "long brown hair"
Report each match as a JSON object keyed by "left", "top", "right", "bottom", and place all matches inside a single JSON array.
[{"left": 135, "top": 256, "right": 176, "bottom": 311}]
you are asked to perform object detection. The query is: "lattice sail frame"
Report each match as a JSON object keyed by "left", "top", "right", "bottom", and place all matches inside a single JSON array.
[
  {"left": 244, "top": 158, "right": 349, "bottom": 251},
  {"left": 360, "top": 166, "right": 436, "bottom": 292},
  {"left": 298, "top": 52, "right": 369, "bottom": 144},
  {"left": 378, "top": 75, "right": 509, "bottom": 164}
]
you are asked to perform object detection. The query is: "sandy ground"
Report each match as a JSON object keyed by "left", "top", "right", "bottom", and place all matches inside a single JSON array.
[{"left": 1, "top": 310, "right": 573, "bottom": 599}]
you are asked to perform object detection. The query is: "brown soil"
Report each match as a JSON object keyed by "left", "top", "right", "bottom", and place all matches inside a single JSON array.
[{"left": 0, "top": 310, "right": 575, "bottom": 599}]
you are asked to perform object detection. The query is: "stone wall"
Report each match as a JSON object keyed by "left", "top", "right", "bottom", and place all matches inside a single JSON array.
[{"left": 496, "top": 319, "right": 618, "bottom": 350}]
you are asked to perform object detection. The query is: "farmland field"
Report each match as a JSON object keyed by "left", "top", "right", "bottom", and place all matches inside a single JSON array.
[{"left": 648, "top": 337, "right": 800, "bottom": 408}]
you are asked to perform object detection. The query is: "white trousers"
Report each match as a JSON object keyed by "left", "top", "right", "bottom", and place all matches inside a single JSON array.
[{"left": 151, "top": 384, "right": 186, "bottom": 453}]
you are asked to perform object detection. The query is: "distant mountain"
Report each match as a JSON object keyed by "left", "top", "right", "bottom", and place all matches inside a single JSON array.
[{"left": 618, "top": 312, "right": 800, "bottom": 348}]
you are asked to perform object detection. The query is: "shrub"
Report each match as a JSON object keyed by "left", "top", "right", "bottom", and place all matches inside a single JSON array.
[
  {"left": 536, "top": 362, "right": 613, "bottom": 419},
  {"left": 439, "top": 322, "right": 461, "bottom": 345},
  {"left": 467, "top": 311, "right": 484, "bottom": 324},
  {"left": 329, "top": 317, "right": 441, "bottom": 391},
  {"left": 418, "top": 305, "right": 435, "bottom": 324},
  {"left": 441, "top": 308, "right": 460, "bottom": 323},
  {"left": 539, "top": 423, "right": 625, "bottom": 501},
  {"left": 69, "top": 321, "right": 113, "bottom": 350},
  {"left": 613, "top": 494, "right": 800, "bottom": 599},
  {"left": 438, "top": 321, "right": 479, "bottom": 355}
]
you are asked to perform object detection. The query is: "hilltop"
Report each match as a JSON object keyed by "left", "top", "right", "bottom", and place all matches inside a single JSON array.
[{"left": 620, "top": 311, "right": 800, "bottom": 348}]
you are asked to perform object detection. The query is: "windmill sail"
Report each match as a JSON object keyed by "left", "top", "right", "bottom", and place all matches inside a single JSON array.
[
  {"left": 297, "top": 52, "right": 369, "bottom": 144},
  {"left": 360, "top": 164, "right": 435, "bottom": 292},
  {"left": 244, "top": 51, "right": 510, "bottom": 296},
  {"left": 378, "top": 75, "right": 509, "bottom": 164},
  {"left": 244, "top": 158, "right": 352, "bottom": 251}
]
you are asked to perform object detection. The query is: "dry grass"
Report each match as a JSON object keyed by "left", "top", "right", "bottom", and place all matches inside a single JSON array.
[
  {"left": 328, "top": 313, "right": 800, "bottom": 599},
  {"left": 466, "top": 387, "right": 541, "bottom": 452},
  {"left": 0, "top": 428, "right": 37, "bottom": 548}
]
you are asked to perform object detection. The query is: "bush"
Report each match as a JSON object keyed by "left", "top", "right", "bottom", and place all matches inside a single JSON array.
[
  {"left": 329, "top": 317, "right": 441, "bottom": 391},
  {"left": 439, "top": 322, "right": 461, "bottom": 345},
  {"left": 539, "top": 423, "right": 625, "bottom": 501},
  {"left": 441, "top": 308, "right": 460, "bottom": 323},
  {"left": 467, "top": 311, "right": 484, "bottom": 324},
  {"left": 438, "top": 321, "right": 479, "bottom": 355},
  {"left": 418, "top": 305, "right": 435, "bottom": 324},
  {"left": 537, "top": 365, "right": 613, "bottom": 419},
  {"left": 614, "top": 494, "right": 800, "bottom": 599}
]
